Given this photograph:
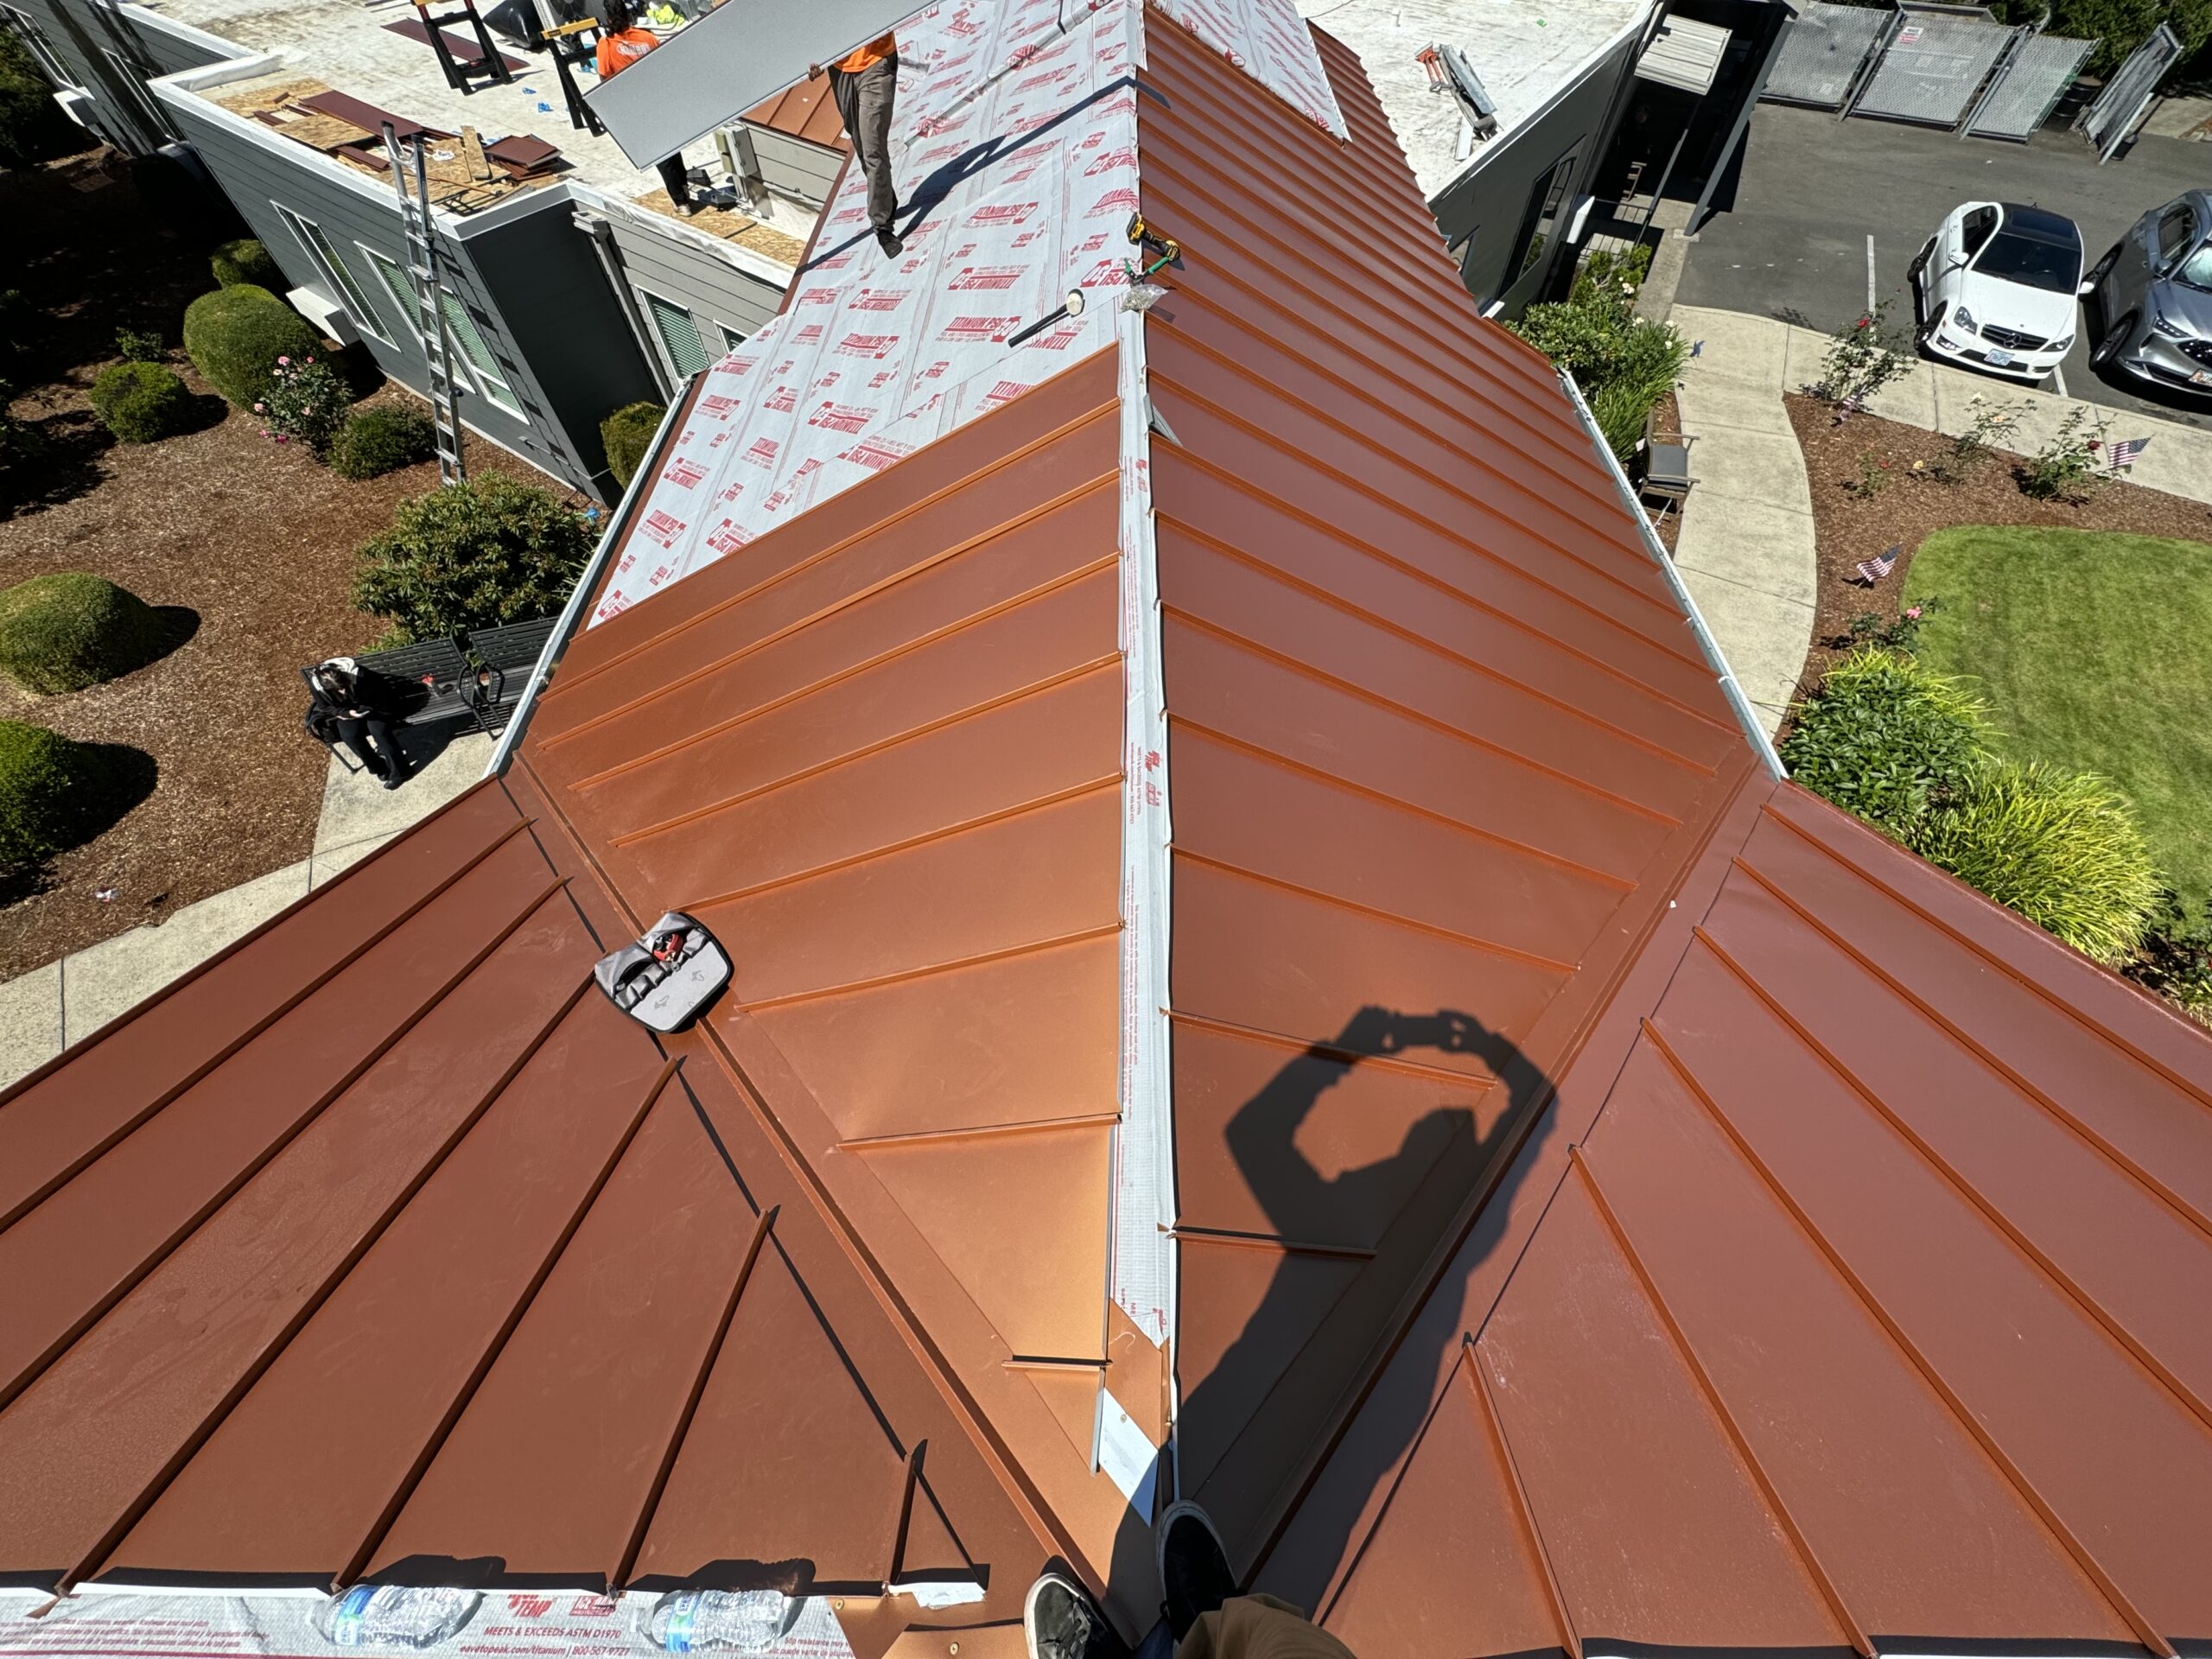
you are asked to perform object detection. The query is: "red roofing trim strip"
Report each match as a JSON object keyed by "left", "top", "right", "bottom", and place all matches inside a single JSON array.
[
  {"left": 0, "top": 868, "right": 569, "bottom": 1417},
  {"left": 0, "top": 807, "right": 532, "bottom": 1235},
  {"left": 1157, "top": 512, "right": 1730, "bottom": 772},
  {"left": 1160, "top": 604, "right": 1684, "bottom": 827},
  {"left": 1759, "top": 804, "right": 2212, "bottom": 1173},
  {"left": 67, "top": 962, "right": 597, "bottom": 1594},
  {"left": 1463, "top": 1338, "right": 1583, "bottom": 1659},
  {"left": 1638, "top": 1017, "right": 2181, "bottom": 1659},
  {"left": 1170, "top": 847, "right": 1580, "bottom": 977},
  {"left": 839, "top": 1114, "right": 1123, "bottom": 1152},
  {"left": 735, "top": 922, "right": 1122, "bottom": 1014},
  {"left": 1739, "top": 819, "right": 2212, "bottom": 1243},
  {"left": 682, "top": 774, "right": 1121, "bottom": 918},
  {"left": 538, "top": 404, "right": 1120, "bottom": 723},
  {"left": 607, "top": 652, "right": 1123, "bottom": 847},
  {"left": 1567, "top": 1141, "right": 1878, "bottom": 1659},
  {"left": 1171, "top": 1227, "right": 1380, "bottom": 1262},
  {"left": 335, "top": 1054, "right": 684, "bottom": 1589},
  {"left": 612, "top": 1203, "right": 779, "bottom": 1592},
  {"left": 1689, "top": 920, "right": 2212, "bottom": 1440}
]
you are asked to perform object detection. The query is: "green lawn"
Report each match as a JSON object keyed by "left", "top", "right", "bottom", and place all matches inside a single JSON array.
[{"left": 1904, "top": 526, "right": 2212, "bottom": 915}]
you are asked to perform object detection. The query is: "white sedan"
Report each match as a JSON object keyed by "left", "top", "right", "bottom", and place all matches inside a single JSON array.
[{"left": 1910, "top": 201, "right": 2083, "bottom": 384}]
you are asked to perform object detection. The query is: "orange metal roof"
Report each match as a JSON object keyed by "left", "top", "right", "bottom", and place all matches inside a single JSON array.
[
  {"left": 743, "top": 72, "right": 850, "bottom": 154},
  {"left": 3, "top": 11, "right": 2212, "bottom": 1659}
]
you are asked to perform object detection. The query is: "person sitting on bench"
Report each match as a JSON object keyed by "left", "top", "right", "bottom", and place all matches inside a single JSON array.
[{"left": 306, "top": 657, "right": 410, "bottom": 791}]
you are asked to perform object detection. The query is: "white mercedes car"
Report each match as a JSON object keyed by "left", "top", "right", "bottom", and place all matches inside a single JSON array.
[{"left": 1910, "top": 201, "right": 2083, "bottom": 384}]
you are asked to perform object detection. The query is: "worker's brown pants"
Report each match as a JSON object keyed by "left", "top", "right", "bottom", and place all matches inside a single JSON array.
[
  {"left": 1176, "top": 1598, "right": 1357, "bottom": 1659},
  {"left": 830, "top": 54, "right": 899, "bottom": 232}
]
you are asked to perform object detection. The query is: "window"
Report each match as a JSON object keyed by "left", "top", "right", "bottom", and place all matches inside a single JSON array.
[
  {"left": 2156, "top": 204, "right": 2196, "bottom": 269},
  {"left": 1506, "top": 145, "right": 1580, "bottom": 289},
  {"left": 3, "top": 9, "right": 75, "bottom": 88},
  {"left": 1961, "top": 206, "right": 1999, "bottom": 257},
  {"left": 437, "top": 291, "right": 527, "bottom": 421},
  {"left": 641, "top": 290, "right": 709, "bottom": 380},
  {"left": 363, "top": 245, "right": 425, "bottom": 336},
  {"left": 720, "top": 321, "right": 749, "bottom": 356},
  {"left": 103, "top": 46, "right": 175, "bottom": 141},
  {"left": 275, "top": 205, "right": 391, "bottom": 342}
]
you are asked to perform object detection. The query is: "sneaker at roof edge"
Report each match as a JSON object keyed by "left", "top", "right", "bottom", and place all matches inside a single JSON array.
[
  {"left": 1158, "top": 1500, "right": 1237, "bottom": 1643},
  {"left": 1025, "top": 1573, "right": 1121, "bottom": 1659}
]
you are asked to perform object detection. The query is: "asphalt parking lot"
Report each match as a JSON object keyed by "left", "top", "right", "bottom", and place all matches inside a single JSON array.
[{"left": 1678, "top": 104, "right": 2212, "bottom": 433}]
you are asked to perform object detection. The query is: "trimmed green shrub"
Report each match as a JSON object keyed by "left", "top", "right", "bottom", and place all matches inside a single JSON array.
[
  {"left": 330, "top": 405, "right": 435, "bottom": 480},
  {"left": 354, "top": 474, "right": 591, "bottom": 643},
  {"left": 115, "top": 327, "right": 165, "bottom": 363},
  {"left": 256, "top": 354, "right": 347, "bottom": 455},
  {"left": 1508, "top": 272, "right": 1688, "bottom": 463},
  {"left": 0, "top": 721, "right": 134, "bottom": 872},
  {"left": 211, "top": 237, "right": 284, "bottom": 290},
  {"left": 0, "top": 29, "right": 86, "bottom": 169},
  {"left": 88, "top": 359, "right": 192, "bottom": 444},
  {"left": 1912, "top": 761, "right": 2162, "bottom": 964},
  {"left": 601, "top": 400, "right": 664, "bottom": 490},
  {"left": 1782, "top": 648, "right": 1991, "bottom": 839},
  {"left": 0, "top": 573, "right": 172, "bottom": 693},
  {"left": 181, "top": 283, "right": 321, "bottom": 411}
]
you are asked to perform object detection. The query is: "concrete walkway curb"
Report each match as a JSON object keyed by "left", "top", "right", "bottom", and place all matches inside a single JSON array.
[
  {"left": 1666, "top": 302, "right": 2212, "bottom": 744},
  {"left": 1669, "top": 306, "right": 1815, "bottom": 737},
  {"left": 0, "top": 734, "right": 493, "bottom": 1090}
]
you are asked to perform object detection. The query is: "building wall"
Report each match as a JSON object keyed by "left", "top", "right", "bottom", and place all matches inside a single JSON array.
[
  {"left": 1429, "top": 17, "right": 1651, "bottom": 314},
  {"left": 587, "top": 198, "right": 786, "bottom": 391},
  {"left": 743, "top": 124, "right": 842, "bottom": 209},
  {"left": 1, "top": 0, "right": 231, "bottom": 152}
]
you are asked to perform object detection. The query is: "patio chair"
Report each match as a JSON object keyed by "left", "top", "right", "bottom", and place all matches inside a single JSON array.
[{"left": 1639, "top": 407, "right": 1697, "bottom": 527}]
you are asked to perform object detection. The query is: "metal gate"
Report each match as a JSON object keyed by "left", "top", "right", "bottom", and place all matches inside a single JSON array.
[
  {"left": 2080, "top": 22, "right": 2181, "bottom": 160},
  {"left": 1964, "top": 31, "right": 2097, "bottom": 140},
  {"left": 1847, "top": 11, "right": 2022, "bottom": 126},
  {"left": 1761, "top": 2, "right": 1888, "bottom": 109}
]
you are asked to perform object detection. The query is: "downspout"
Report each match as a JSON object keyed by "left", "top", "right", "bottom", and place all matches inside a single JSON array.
[
  {"left": 579, "top": 207, "right": 678, "bottom": 400},
  {"left": 1554, "top": 366, "right": 1785, "bottom": 778},
  {"left": 484, "top": 391, "right": 690, "bottom": 777}
]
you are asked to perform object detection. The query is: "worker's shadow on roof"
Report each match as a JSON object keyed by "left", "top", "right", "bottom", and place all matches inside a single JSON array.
[
  {"left": 1117, "top": 1004, "right": 1552, "bottom": 1612},
  {"left": 800, "top": 75, "right": 1144, "bottom": 276}
]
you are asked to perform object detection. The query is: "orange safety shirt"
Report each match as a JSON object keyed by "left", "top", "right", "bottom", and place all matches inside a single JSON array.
[
  {"left": 834, "top": 32, "right": 895, "bottom": 72},
  {"left": 594, "top": 26, "right": 658, "bottom": 77}
]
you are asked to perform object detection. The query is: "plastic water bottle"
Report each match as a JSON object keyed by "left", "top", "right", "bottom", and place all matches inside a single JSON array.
[
  {"left": 645, "top": 1589, "right": 791, "bottom": 1653},
  {"left": 315, "top": 1586, "right": 482, "bottom": 1649}
]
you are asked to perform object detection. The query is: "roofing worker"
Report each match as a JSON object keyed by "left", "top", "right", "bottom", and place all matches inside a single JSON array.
[
  {"left": 812, "top": 31, "right": 903, "bottom": 257},
  {"left": 1025, "top": 1502, "right": 1357, "bottom": 1659},
  {"left": 596, "top": 0, "right": 700, "bottom": 215}
]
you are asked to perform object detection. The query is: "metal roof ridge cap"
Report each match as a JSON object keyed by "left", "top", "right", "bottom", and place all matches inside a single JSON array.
[{"left": 1551, "top": 365, "right": 1785, "bottom": 780}]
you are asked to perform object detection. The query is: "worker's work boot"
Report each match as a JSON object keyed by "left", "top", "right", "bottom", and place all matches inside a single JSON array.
[
  {"left": 876, "top": 226, "right": 905, "bottom": 257},
  {"left": 1158, "top": 1500, "right": 1237, "bottom": 1641}
]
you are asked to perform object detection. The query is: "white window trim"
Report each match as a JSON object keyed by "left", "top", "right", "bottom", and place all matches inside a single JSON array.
[
  {"left": 361, "top": 242, "right": 531, "bottom": 429},
  {"left": 633, "top": 283, "right": 709, "bottom": 385},
  {"left": 435, "top": 289, "right": 527, "bottom": 423},
  {"left": 274, "top": 204, "right": 393, "bottom": 346},
  {"left": 3, "top": 7, "right": 78, "bottom": 89}
]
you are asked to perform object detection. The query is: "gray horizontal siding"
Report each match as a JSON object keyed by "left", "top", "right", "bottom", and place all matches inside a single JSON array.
[
  {"left": 6, "top": 0, "right": 232, "bottom": 152},
  {"left": 598, "top": 207, "right": 786, "bottom": 349},
  {"left": 162, "top": 93, "right": 633, "bottom": 493},
  {"left": 744, "top": 123, "right": 842, "bottom": 208}
]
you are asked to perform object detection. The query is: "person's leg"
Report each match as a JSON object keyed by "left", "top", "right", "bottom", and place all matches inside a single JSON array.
[
  {"left": 1173, "top": 1598, "right": 1357, "bottom": 1659},
  {"left": 330, "top": 716, "right": 390, "bottom": 783},
  {"left": 657, "top": 150, "right": 693, "bottom": 210},
  {"left": 854, "top": 54, "right": 901, "bottom": 245},
  {"left": 360, "top": 715, "right": 409, "bottom": 789},
  {"left": 1158, "top": 1501, "right": 1238, "bottom": 1644}
]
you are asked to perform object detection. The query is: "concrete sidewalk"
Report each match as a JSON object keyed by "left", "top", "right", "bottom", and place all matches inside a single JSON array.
[
  {"left": 0, "top": 734, "right": 492, "bottom": 1089},
  {"left": 1666, "top": 302, "right": 2212, "bottom": 738}
]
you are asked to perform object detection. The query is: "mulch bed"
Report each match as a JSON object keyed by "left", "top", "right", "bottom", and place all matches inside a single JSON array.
[
  {"left": 1783, "top": 391, "right": 2212, "bottom": 715},
  {"left": 0, "top": 150, "right": 566, "bottom": 982}
]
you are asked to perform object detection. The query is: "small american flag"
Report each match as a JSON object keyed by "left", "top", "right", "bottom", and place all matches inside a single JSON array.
[
  {"left": 2107, "top": 436, "right": 2150, "bottom": 472},
  {"left": 1853, "top": 543, "right": 1903, "bottom": 585}
]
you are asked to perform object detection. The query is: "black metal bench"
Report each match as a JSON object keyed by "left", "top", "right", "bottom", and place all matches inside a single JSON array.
[{"left": 459, "top": 614, "right": 562, "bottom": 734}]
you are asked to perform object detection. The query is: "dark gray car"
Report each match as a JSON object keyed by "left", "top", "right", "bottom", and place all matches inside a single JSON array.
[{"left": 2082, "top": 189, "right": 2212, "bottom": 397}]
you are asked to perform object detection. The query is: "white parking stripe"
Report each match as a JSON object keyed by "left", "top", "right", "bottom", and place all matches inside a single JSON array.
[
  {"left": 1866, "top": 234, "right": 1878, "bottom": 313},
  {"left": 2054, "top": 364, "right": 2069, "bottom": 397}
]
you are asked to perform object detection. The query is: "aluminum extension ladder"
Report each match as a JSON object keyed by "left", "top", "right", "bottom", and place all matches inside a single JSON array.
[{"left": 381, "top": 122, "right": 467, "bottom": 486}]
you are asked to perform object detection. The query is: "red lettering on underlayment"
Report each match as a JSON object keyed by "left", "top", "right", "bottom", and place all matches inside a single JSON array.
[
  {"left": 836, "top": 333, "right": 901, "bottom": 359},
  {"left": 939, "top": 315, "right": 1019, "bottom": 342},
  {"left": 809, "top": 402, "right": 874, "bottom": 434},
  {"left": 660, "top": 456, "right": 706, "bottom": 489},
  {"left": 640, "top": 509, "right": 686, "bottom": 549},
  {"left": 843, "top": 434, "right": 916, "bottom": 472},
  {"left": 950, "top": 265, "right": 1026, "bottom": 289}
]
